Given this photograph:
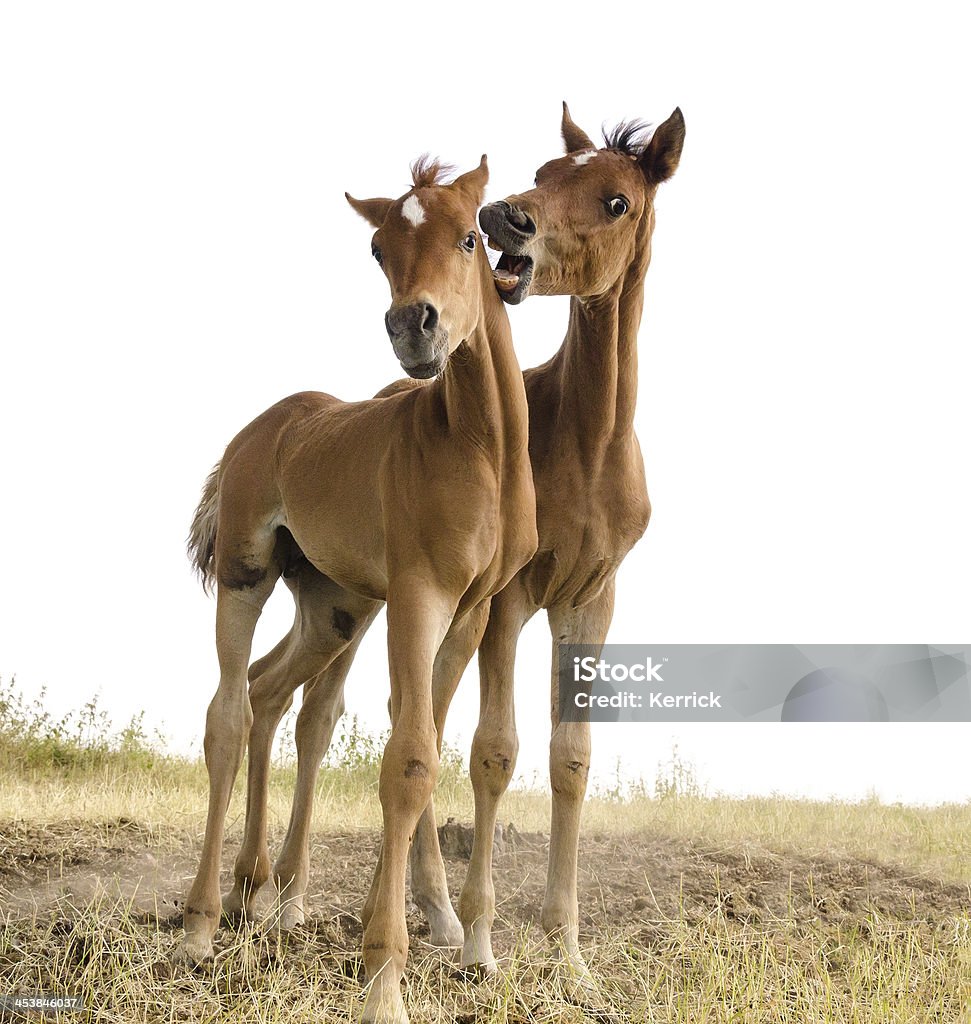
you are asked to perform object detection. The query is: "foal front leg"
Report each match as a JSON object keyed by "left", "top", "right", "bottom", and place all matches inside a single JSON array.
[
  {"left": 458, "top": 579, "right": 533, "bottom": 974},
  {"left": 408, "top": 599, "right": 491, "bottom": 948},
  {"left": 543, "top": 579, "right": 615, "bottom": 994},
  {"left": 361, "top": 580, "right": 454, "bottom": 1024}
]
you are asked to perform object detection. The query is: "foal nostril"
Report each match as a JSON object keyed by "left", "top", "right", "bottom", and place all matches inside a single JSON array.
[
  {"left": 419, "top": 303, "right": 439, "bottom": 335},
  {"left": 385, "top": 303, "right": 439, "bottom": 339},
  {"left": 505, "top": 205, "right": 536, "bottom": 236}
]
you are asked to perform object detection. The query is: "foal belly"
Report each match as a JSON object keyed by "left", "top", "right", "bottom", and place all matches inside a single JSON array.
[{"left": 284, "top": 509, "right": 389, "bottom": 602}]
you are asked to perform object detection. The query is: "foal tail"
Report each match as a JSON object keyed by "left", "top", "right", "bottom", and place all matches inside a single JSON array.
[{"left": 188, "top": 462, "right": 220, "bottom": 592}]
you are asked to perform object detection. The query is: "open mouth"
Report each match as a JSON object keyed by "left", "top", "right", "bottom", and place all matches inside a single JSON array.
[
  {"left": 479, "top": 203, "right": 536, "bottom": 306},
  {"left": 488, "top": 241, "right": 534, "bottom": 305}
]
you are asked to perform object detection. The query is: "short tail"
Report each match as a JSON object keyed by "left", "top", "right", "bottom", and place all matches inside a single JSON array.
[{"left": 188, "top": 462, "right": 220, "bottom": 593}]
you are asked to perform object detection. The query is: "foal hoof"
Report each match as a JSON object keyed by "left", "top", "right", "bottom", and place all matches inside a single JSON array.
[
  {"left": 556, "top": 958, "right": 601, "bottom": 1007},
  {"left": 427, "top": 914, "right": 464, "bottom": 949},
  {"left": 361, "top": 983, "right": 409, "bottom": 1024},
  {"left": 221, "top": 892, "right": 255, "bottom": 928},
  {"left": 170, "top": 934, "right": 214, "bottom": 966},
  {"left": 460, "top": 925, "right": 497, "bottom": 979},
  {"left": 264, "top": 901, "right": 305, "bottom": 935},
  {"left": 415, "top": 897, "right": 464, "bottom": 948},
  {"left": 279, "top": 903, "right": 306, "bottom": 931},
  {"left": 454, "top": 960, "right": 498, "bottom": 982},
  {"left": 220, "top": 906, "right": 254, "bottom": 930}
]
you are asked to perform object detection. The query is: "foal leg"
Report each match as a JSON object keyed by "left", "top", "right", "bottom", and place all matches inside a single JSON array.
[
  {"left": 225, "top": 566, "right": 378, "bottom": 926},
  {"left": 458, "top": 580, "right": 534, "bottom": 973},
  {"left": 542, "top": 578, "right": 615, "bottom": 993},
  {"left": 225, "top": 575, "right": 367, "bottom": 922},
  {"left": 408, "top": 599, "right": 491, "bottom": 947},
  {"left": 361, "top": 581, "right": 453, "bottom": 1024},
  {"left": 221, "top": 627, "right": 301, "bottom": 925},
  {"left": 223, "top": 610, "right": 317, "bottom": 924},
  {"left": 270, "top": 602, "right": 379, "bottom": 931},
  {"left": 361, "top": 603, "right": 486, "bottom": 942},
  {"left": 177, "top": 562, "right": 279, "bottom": 963}
]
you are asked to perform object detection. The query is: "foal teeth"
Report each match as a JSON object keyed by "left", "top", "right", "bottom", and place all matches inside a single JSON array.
[{"left": 493, "top": 271, "right": 520, "bottom": 291}]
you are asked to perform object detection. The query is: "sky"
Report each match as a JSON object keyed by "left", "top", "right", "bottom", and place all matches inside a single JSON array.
[{"left": 1, "top": 3, "right": 970, "bottom": 806}]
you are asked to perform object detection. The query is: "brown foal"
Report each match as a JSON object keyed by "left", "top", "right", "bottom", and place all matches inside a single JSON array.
[
  {"left": 226, "top": 103, "right": 684, "bottom": 993},
  {"left": 443, "top": 103, "right": 686, "bottom": 985},
  {"left": 176, "top": 157, "right": 537, "bottom": 1024}
]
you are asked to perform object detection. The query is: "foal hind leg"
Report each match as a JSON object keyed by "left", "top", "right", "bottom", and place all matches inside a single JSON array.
[
  {"left": 177, "top": 529, "right": 280, "bottom": 963},
  {"left": 224, "top": 566, "right": 378, "bottom": 925},
  {"left": 408, "top": 598, "right": 491, "bottom": 947},
  {"left": 221, "top": 624, "right": 302, "bottom": 925},
  {"left": 543, "top": 578, "right": 615, "bottom": 996},
  {"left": 223, "top": 576, "right": 335, "bottom": 922},
  {"left": 269, "top": 601, "right": 379, "bottom": 932}
]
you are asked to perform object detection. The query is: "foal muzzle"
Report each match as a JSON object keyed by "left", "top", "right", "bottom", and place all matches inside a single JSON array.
[
  {"left": 385, "top": 302, "right": 448, "bottom": 379},
  {"left": 478, "top": 201, "right": 536, "bottom": 306}
]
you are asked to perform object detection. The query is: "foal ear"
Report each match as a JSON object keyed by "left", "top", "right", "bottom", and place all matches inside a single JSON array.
[
  {"left": 561, "top": 101, "right": 595, "bottom": 153},
  {"left": 637, "top": 107, "right": 686, "bottom": 185},
  {"left": 345, "top": 193, "right": 394, "bottom": 228},
  {"left": 451, "top": 155, "right": 489, "bottom": 206}
]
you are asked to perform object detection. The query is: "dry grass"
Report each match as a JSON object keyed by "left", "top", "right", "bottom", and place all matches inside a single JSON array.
[
  {"left": 5, "top": 899, "right": 969, "bottom": 1024},
  {"left": 2, "top": 757, "right": 970, "bottom": 884},
  {"left": 2, "top": 679, "right": 971, "bottom": 1022}
]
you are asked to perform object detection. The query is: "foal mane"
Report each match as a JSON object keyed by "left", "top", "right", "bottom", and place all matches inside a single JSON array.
[
  {"left": 602, "top": 120, "right": 654, "bottom": 157},
  {"left": 410, "top": 155, "right": 456, "bottom": 189}
]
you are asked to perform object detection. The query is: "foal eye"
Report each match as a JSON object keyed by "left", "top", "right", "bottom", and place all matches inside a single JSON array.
[
  {"left": 371, "top": 243, "right": 383, "bottom": 265},
  {"left": 461, "top": 231, "right": 477, "bottom": 252},
  {"left": 606, "top": 196, "right": 629, "bottom": 218}
]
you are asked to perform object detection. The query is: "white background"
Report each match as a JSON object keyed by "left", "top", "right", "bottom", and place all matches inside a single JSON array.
[{"left": 1, "top": 3, "right": 969, "bottom": 804}]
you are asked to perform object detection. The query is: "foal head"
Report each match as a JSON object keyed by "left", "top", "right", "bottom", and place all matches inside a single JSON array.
[
  {"left": 479, "top": 105, "right": 685, "bottom": 304},
  {"left": 347, "top": 157, "right": 491, "bottom": 379}
]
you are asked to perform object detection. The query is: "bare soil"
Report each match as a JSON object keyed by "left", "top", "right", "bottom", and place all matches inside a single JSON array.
[
  {"left": 1, "top": 817, "right": 966, "bottom": 937},
  {"left": 1, "top": 817, "right": 969, "bottom": 1021}
]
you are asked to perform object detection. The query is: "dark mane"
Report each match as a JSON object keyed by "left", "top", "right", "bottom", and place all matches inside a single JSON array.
[
  {"left": 602, "top": 120, "right": 653, "bottom": 157},
  {"left": 410, "top": 155, "right": 456, "bottom": 189}
]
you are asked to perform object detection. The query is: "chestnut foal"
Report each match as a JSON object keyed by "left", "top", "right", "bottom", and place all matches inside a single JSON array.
[
  {"left": 435, "top": 103, "right": 686, "bottom": 986},
  {"left": 176, "top": 157, "right": 537, "bottom": 1024},
  {"left": 229, "top": 104, "right": 684, "bottom": 991}
]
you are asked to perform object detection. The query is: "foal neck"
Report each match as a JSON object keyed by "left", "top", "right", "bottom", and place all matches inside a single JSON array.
[
  {"left": 436, "top": 261, "right": 528, "bottom": 461},
  {"left": 558, "top": 211, "right": 655, "bottom": 454}
]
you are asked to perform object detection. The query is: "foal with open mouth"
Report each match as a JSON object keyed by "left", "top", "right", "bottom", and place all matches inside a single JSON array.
[{"left": 434, "top": 103, "right": 686, "bottom": 988}]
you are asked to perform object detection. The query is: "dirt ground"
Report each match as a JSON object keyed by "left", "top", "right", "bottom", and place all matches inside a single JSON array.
[
  {"left": 1, "top": 817, "right": 967, "bottom": 939},
  {"left": 1, "top": 817, "right": 970, "bottom": 1021}
]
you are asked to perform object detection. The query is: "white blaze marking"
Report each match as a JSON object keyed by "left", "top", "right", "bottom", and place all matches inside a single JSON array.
[
  {"left": 572, "top": 151, "right": 597, "bottom": 166},
  {"left": 401, "top": 194, "right": 426, "bottom": 227}
]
